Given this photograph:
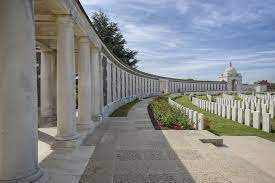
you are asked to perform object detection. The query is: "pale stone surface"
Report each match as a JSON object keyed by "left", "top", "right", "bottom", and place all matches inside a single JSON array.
[
  {"left": 222, "top": 105, "right": 226, "bottom": 118},
  {"left": 269, "top": 105, "right": 275, "bottom": 118},
  {"left": 252, "top": 111, "right": 260, "bottom": 129},
  {"left": 193, "top": 111, "right": 198, "bottom": 129},
  {"left": 41, "top": 50, "right": 54, "bottom": 118},
  {"left": 77, "top": 37, "right": 93, "bottom": 126},
  {"left": 232, "top": 107, "right": 238, "bottom": 121},
  {"left": 198, "top": 113, "right": 204, "bottom": 130},
  {"left": 56, "top": 15, "right": 79, "bottom": 141},
  {"left": 262, "top": 113, "right": 271, "bottom": 133},
  {"left": 226, "top": 106, "right": 231, "bottom": 119},
  {"left": 80, "top": 99, "right": 275, "bottom": 183},
  {"left": 222, "top": 136, "right": 275, "bottom": 180},
  {"left": 38, "top": 127, "right": 95, "bottom": 183},
  {"left": 245, "top": 109, "right": 252, "bottom": 126},
  {"left": 218, "top": 104, "right": 222, "bottom": 116},
  {"left": 0, "top": 1, "right": 48, "bottom": 182},
  {"left": 238, "top": 108, "right": 244, "bottom": 124}
]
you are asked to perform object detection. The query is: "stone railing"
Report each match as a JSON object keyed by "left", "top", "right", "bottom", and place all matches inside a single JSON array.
[
  {"left": 192, "top": 96, "right": 273, "bottom": 133},
  {"left": 168, "top": 96, "right": 205, "bottom": 130}
]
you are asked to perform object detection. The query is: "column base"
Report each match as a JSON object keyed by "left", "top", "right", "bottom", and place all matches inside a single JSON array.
[
  {"left": 92, "top": 115, "right": 102, "bottom": 122},
  {"left": 77, "top": 121, "right": 95, "bottom": 131},
  {"left": 1, "top": 167, "right": 49, "bottom": 183},
  {"left": 52, "top": 133, "right": 81, "bottom": 148}
]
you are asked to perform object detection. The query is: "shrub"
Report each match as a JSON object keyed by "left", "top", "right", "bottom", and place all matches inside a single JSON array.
[{"left": 150, "top": 96, "right": 193, "bottom": 129}]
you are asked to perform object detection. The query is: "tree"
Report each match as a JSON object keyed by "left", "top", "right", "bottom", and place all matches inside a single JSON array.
[{"left": 91, "top": 10, "right": 139, "bottom": 67}]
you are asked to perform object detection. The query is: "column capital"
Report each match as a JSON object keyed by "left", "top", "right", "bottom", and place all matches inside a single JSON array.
[
  {"left": 78, "top": 36, "right": 90, "bottom": 44},
  {"left": 56, "top": 15, "right": 74, "bottom": 25}
]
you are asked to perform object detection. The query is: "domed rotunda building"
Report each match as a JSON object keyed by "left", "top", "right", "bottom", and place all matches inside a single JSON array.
[{"left": 218, "top": 62, "right": 242, "bottom": 91}]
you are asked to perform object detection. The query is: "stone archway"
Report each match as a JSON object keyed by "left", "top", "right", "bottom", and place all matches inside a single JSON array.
[{"left": 232, "top": 79, "right": 238, "bottom": 91}]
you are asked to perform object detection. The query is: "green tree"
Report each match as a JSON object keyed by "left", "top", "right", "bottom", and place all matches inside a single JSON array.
[{"left": 91, "top": 10, "right": 139, "bottom": 67}]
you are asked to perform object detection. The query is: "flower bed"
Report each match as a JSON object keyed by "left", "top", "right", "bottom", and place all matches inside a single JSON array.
[{"left": 148, "top": 96, "right": 194, "bottom": 130}]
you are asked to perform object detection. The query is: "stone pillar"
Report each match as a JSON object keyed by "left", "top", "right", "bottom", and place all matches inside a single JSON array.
[
  {"left": 112, "top": 65, "right": 117, "bottom": 101},
  {"left": 0, "top": 0, "right": 49, "bottom": 182},
  {"left": 198, "top": 113, "right": 205, "bottom": 130},
  {"left": 252, "top": 111, "right": 260, "bottom": 129},
  {"left": 91, "top": 46, "right": 102, "bottom": 121},
  {"left": 244, "top": 109, "right": 252, "bottom": 126},
  {"left": 77, "top": 37, "right": 93, "bottom": 126},
  {"left": 56, "top": 15, "right": 79, "bottom": 141},
  {"left": 238, "top": 108, "right": 244, "bottom": 124},
  {"left": 40, "top": 50, "right": 54, "bottom": 120},
  {"left": 117, "top": 69, "right": 121, "bottom": 100},
  {"left": 262, "top": 113, "right": 271, "bottom": 133}
]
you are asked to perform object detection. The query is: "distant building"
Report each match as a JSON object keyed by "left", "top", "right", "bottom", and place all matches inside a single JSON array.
[
  {"left": 255, "top": 80, "right": 269, "bottom": 92},
  {"left": 218, "top": 62, "right": 242, "bottom": 91}
]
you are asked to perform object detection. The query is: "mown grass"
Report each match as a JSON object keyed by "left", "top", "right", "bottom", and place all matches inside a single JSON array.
[
  {"left": 175, "top": 96, "right": 275, "bottom": 142},
  {"left": 110, "top": 99, "right": 140, "bottom": 117}
]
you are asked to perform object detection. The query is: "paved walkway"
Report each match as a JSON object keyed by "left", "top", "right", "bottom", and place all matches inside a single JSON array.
[{"left": 79, "top": 99, "right": 275, "bottom": 183}]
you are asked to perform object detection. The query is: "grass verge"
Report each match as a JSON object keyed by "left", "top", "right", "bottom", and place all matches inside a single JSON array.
[
  {"left": 110, "top": 98, "right": 140, "bottom": 117},
  {"left": 175, "top": 96, "right": 275, "bottom": 142}
]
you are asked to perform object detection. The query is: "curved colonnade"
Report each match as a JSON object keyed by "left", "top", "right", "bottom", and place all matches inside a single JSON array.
[{"left": 0, "top": 0, "right": 228, "bottom": 182}]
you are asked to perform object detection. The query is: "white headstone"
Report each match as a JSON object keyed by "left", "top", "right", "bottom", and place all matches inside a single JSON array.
[
  {"left": 262, "top": 113, "right": 271, "bottom": 133},
  {"left": 238, "top": 108, "right": 244, "bottom": 124},
  {"left": 232, "top": 107, "right": 238, "bottom": 121},
  {"left": 252, "top": 111, "right": 260, "bottom": 129},
  {"left": 245, "top": 109, "right": 252, "bottom": 126},
  {"left": 222, "top": 105, "right": 226, "bottom": 118},
  {"left": 198, "top": 113, "right": 204, "bottom": 130},
  {"left": 226, "top": 106, "right": 231, "bottom": 120}
]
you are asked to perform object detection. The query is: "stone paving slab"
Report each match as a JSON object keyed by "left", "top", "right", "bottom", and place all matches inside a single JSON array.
[
  {"left": 79, "top": 99, "right": 275, "bottom": 183},
  {"left": 38, "top": 127, "right": 95, "bottom": 183},
  {"left": 221, "top": 136, "right": 275, "bottom": 179}
]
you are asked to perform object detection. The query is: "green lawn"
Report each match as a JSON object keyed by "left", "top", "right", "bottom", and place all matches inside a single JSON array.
[
  {"left": 175, "top": 96, "right": 275, "bottom": 142},
  {"left": 110, "top": 99, "right": 140, "bottom": 117}
]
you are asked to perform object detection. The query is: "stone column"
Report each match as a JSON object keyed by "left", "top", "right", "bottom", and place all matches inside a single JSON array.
[
  {"left": 77, "top": 37, "right": 93, "bottom": 126},
  {"left": 56, "top": 15, "right": 79, "bottom": 141},
  {"left": 91, "top": 46, "right": 102, "bottom": 121},
  {"left": 121, "top": 71, "right": 125, "bottom": 98},
  {"left": 40, "top": 50, "right": 54, "bottom": 121},
  {"left": 0, "top": 0, "right": 48, "bottom": 182},
  {"left": 112, "top": 65, "right": 117, "bottom": 101}
]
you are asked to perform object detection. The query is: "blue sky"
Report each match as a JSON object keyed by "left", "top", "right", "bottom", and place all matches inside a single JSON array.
[{"left": 80, "top": 0, "right": 275, "bottom": 83}]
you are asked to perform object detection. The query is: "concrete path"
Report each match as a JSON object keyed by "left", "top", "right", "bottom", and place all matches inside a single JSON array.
[{"left": 79, "top": 99, "right": 275, "bottom": 183}]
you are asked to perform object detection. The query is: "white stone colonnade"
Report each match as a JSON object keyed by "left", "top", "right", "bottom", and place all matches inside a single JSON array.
[{"left": 0, "top": 0, "right": 240, "bottom": 182}]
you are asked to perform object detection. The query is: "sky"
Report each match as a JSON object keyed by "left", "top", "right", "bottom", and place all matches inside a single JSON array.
[{"left": 80, "top": 0, "right": 275, "bottom": 83}]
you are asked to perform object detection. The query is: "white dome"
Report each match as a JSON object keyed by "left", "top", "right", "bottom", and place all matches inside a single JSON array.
[{"left": 223, "top": 62, "right": 238, "bottom": 76}]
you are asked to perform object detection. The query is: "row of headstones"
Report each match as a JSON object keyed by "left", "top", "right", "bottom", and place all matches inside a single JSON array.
[
  {"left": 216, "top": 97, "right": 275, "bottom": 119},
  {"left": 222, "top": 93, "right": 234, "bottom": 100},
  {"left": 192, "top": 97, "right": 272, "bottom": 133},
  {"left": 168, "top": 97, "right": 204, "bottom": 130},
  {"left": 239, "top": 93, "right": 275, "bottom": 106},
  {"left": 255, "top": 93, "right": 275, "bottom": 101}
]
